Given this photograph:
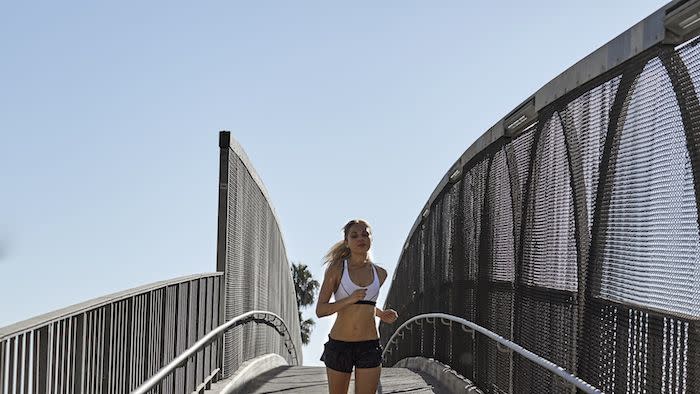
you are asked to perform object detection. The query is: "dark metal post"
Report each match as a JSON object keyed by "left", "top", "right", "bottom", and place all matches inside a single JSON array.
[
  {"left": 689, "top": 321, "right": 699, "bottom": 393},
  {"left": 72, "top": 314, "right": 85, "bottom": 394},
  {"left": 35, "top": 326, "right": 48, "bottom": 394},
  {"left": 124, "top": 298, "right": 134, "bottom": 391},
  {"left": 8, "top": 337, "right": 16, "bottom": 393},
  {"left": 216, "top": 131, "right": 231, "bottom": 378},
  {"left": 143, "top": 292, "right": 152, "bottom": 386},
  {"left": 101, "top": 305, "right": 113, "bottom": 394}
]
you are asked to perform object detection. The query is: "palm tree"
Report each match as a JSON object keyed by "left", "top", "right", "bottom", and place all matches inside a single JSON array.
[{"left": 291, "top": 262, "right": 320, "bottom": 345}]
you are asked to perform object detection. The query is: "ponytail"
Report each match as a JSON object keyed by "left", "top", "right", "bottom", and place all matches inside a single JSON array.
[{"left": 324, "top": 240, "right": 351, "bottom": 265}]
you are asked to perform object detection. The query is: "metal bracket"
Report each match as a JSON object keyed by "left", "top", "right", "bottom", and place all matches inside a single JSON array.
[
  {"left": 461, "top": 324, "right": 476, "bottom": 340},
  {"left": 496, "top": 342, "right": 512, "bottom": 354}
]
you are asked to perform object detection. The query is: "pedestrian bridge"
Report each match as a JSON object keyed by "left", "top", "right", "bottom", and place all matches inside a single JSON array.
[{"left": 3, "top": 1, "right": 700, "bottom": 392}]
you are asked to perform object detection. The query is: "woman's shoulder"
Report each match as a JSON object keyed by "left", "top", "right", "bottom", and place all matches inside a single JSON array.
[
  {"left": 372, "top": 263, "right": 388, "bottom": 281},
  {"left": 325, "top": 260, "right": 344, "bottom": 277}
]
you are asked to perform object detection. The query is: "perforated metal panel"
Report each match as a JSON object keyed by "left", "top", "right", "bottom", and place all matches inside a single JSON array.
[
  {"left": 592, "top": 56, "right": 700, "bottom": 319},
  {"left": 382, "top": 37, "right": 700, "bottom": 394},
  {"left": 218, "top": 136, "right": 302, "bottom": 378}
]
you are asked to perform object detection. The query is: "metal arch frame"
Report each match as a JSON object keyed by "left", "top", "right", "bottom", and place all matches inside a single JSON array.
[
  {"left": 382, "top": 313, "right": 601, "bottom": 394},
  {"left": 132, "top": 310, "right": 299, "bottom": 394}
]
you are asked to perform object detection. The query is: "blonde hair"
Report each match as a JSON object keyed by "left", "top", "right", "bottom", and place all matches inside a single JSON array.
[{"left": 324, "top": 219, "right": 372, "bottom": 265}]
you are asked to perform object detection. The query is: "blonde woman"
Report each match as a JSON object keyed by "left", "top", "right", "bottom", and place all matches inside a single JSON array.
[{"left": 316, "top": 219, "right": 398, "bottom": 394}]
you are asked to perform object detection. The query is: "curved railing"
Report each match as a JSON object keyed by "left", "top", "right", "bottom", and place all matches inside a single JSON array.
[
  {"left": 381, "top": 1, "right": 700, "bottom": 392},
  {"left": 0, "top": 273, "right": 223, "bottom": 394},
  {"left": 383, "top": 313, "right": 600, "bottom": 394},
  {"left": 133, "top": 310, "right": 298, "bottom": 394}
]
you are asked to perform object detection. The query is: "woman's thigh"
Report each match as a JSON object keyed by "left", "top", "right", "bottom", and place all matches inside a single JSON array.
[
  {"left": 354, "top": 366, "right": 381, "bottom": 394},
  {"left": 326, "top": 367, "right": 352, "bottom": 394}
]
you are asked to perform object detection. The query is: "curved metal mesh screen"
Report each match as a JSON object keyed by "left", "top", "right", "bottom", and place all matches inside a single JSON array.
[
  {"left": 217, "top": 136, "right": 302, "bottom": 378},
  {"left": 382, "top": 39, "right": 700, "bottom": 393}
]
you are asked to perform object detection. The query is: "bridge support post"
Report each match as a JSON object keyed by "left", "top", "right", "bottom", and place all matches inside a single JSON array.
[{"left": 216, "top": 131, "right": 231, "bottom": 378}]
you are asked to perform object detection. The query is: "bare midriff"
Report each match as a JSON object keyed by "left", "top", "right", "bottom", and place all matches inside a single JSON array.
[{"left": 329, "top": 303, "right": 378, "bottom": 341}]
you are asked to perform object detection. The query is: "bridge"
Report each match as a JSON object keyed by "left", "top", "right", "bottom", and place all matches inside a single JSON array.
[{"left": 2, "top": 1, "right": 700, "bottom": 392}]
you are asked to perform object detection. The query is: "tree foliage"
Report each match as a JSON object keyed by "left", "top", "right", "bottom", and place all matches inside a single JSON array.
[{"left": 291, "top": 262, "right": 320, "bottom": 345}]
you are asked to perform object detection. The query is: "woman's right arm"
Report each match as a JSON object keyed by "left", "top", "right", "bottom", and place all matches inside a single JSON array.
[{"left": 315, "top": 262, "right": 365, "bottom": 318}]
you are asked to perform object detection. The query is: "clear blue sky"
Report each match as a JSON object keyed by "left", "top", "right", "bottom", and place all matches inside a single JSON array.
[{"left": 1, "top": 1, "right": 669, "bottom": 366}]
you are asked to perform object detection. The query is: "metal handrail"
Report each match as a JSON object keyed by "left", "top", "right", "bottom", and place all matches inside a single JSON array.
[
  {"left": 132, "top": 310, "right": 298, "bottom": 394},
  {"left": 382, "top": 312, "right": 601, "bottom": 394}
]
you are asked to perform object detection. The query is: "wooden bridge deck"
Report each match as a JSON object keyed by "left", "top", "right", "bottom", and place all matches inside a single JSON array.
[{"left": 237, "top": 366, "right": 448, "bottom": 393}]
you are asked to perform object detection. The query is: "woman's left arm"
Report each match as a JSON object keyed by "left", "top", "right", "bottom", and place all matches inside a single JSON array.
[
  {"left": 375, "top": 265, "right": 398, "bottom": 324},
  {"left": 375, "top": 307, "right": 398, "bottom": 323}
]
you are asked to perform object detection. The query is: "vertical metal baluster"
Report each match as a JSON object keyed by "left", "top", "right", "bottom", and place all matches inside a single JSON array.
[
  {"left": 72, "top": 314, "right": 85, "bottom": 394},
  {"left": 159, "top": 287, "right": 168, "bottom": 394},
  {"left": 119, "top": 301, "right": 127, "bottom": 394},
  {"left": 14, "top": 334, "right": 24, "bottom": 394},
  {"left": 181, "top": 284, "right": 187, "bottom": 394},
  {"left": 87, "top": 312, "right": 95, "bottom": 394},
  {"left": 138, "top": 295, "right": 145, "bottom": 390},
  {"left": 124, "top": 298, "right": 133, "bottom": 392},
  {"left": 113, "top": 304, "right": 120, "bottom": 394},
  {"left": 197, "top": 278, "right": 205, "bottom": 387},
  {"left": 53, "top": 323, "right": 60, "bottom": 394},
  {"left": 8, "top": 336, "right": 16, "bottom": 394},
  {"left": 26, "top": 332, "right": 34, "bottom": 394},
  {"left": 185, "top": 280, "right": 193, "bottom": 393},
  {"left": 96, "top": 308, "right": 104, "bottom": 394},
  {"left": 22, "top": 333, "right": 30, "bottom": 394},
  {"left": 143, "top": 292, "right": 151, "bottom": 391},
  {"left": 64, "top": 318, "right": 72, "bottom": 394},
  {"left": 212, "top": 278, "right": 220, "bottom": 380},
  {"left": 172, "top": 285, "right": 178, "bottom": 394},
  {"left": 204, "top": 278, "right": 212, "bottom": 384},
  {"left": 51, "top": 323, "right": 59, "bottom": 394},
  {"left": 1, "top": 339, "right": 6, "bottom": 394},
  {"left": 101, "top": 305, "right": 112, "bottom": 394},
  {"left": 34, "top": 327, "right": 47, "bottom": 394},
  {"left": 84, "top": 312, "right": 93, "bottom": 394},
  {"left": 62, "top": 319, "right": 69, "bottom": 394}
]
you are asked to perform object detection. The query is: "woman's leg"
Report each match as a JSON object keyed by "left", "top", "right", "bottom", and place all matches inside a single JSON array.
[
  {"left": 354, "top": 367, "right": 381, "bottom": 394},
  {"left": 327, "top": 367, "right": 352, "bottom": 394}
]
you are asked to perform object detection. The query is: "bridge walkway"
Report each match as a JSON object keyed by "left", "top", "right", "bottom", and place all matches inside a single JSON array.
[{"left": 206, "top": 366, "right": 448, "bottom": 393}]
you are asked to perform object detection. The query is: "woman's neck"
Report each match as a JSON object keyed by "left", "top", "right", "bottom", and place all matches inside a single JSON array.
[{"left": 348, "top": 253, "right": 370, "bottom": 267}]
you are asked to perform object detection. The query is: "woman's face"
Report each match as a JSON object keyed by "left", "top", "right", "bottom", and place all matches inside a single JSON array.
[{"left": 345, "top": 223, "right": 372, "bottom": 255}]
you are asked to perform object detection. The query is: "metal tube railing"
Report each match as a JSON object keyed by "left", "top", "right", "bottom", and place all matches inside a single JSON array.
[
  {"left": 382, "top": 313, "right": 601, "bottom": 394},
  {"left": 132, "top": 310, "right": 298, "bottom": 394}
]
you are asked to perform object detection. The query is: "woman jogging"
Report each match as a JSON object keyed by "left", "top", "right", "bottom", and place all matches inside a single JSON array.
[{"left": 316, "top": 219, "right": 398, "bottom": 394}]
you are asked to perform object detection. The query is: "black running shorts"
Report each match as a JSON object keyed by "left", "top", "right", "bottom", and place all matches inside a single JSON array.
[{"left": 320, "top": 337, "right": 383, "bottom": 373}]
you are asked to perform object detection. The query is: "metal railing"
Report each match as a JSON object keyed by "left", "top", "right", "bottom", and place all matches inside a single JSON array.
[
  {"left": 0, "top": 273, "right": 223, "bottom": 394},
  {"left": 133, "top": 310, "right": 298, "bottom": 394},
  {"left": 383, "top": 313, "right": 600, "bottom": 394}
]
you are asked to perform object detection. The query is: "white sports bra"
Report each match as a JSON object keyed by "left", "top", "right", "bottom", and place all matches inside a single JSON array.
[{"left": 334, "top": 259, "right": 380, "bottom": 306}]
